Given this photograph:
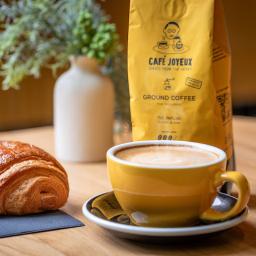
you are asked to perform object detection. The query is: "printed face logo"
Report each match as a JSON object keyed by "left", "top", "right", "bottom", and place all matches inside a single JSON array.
[
  {"left": 153, "top": 21, "right": 189, "bottom": 54},
  {"left": 164, "top": 22, "right": 180, "bottom": 39}
]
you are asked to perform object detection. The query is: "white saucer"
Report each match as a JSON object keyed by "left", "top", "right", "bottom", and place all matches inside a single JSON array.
[{"left": 82, "top": 192, "right": 248, "bottom": 240}]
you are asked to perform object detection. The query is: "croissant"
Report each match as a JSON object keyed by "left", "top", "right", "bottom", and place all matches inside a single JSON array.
[{"left": 0, "top": 141, "right": 69, "bottom": 215}]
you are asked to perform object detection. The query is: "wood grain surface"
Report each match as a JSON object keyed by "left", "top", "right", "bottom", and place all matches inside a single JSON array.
[{"left": 0, "top": 116, "right": 255, "bottom": 256}]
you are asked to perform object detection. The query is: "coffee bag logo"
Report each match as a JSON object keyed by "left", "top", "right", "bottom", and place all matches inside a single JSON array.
[{"left": 153, "top": 21, "right": 189, "bottom": 54}]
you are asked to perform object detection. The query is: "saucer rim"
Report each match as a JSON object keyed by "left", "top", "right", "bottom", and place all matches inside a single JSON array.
[{"left": 82, "top": 192, "right": 248, "bottom": 237}]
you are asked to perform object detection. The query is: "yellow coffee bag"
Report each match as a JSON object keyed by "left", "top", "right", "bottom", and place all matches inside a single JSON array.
[{"left": 128, "top": 0, "right": 235, "bottom": 168}]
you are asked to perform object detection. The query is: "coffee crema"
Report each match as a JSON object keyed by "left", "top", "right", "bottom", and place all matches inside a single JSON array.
[{"left": 115, "top": 145, "right": 218, "bottom": 167}]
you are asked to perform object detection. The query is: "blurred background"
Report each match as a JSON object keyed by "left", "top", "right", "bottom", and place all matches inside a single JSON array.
[{"left": 0, "top": 0, "right": 255, "bottom": 131}]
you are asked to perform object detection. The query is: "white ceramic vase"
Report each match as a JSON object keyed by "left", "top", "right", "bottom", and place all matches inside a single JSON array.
[{"left": 54, "top": 56, "right": 114, "bottom": 162}]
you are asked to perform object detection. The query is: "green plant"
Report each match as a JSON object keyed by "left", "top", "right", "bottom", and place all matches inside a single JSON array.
[
  {"left": 0, "top": 0, "right": 119, "bottom": 89},
  {"left": 70, "top": 11, "right": 118, "bottom": 61}
]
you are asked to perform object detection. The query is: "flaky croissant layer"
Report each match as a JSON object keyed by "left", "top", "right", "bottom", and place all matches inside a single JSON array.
[{"left": 0, "top": 141, "right": 69, "bottom": 215}]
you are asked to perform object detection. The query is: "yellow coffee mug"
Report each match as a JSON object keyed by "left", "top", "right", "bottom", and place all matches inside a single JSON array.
[{"left": 107, "top": 141, "right": 250, "bottom": 227}]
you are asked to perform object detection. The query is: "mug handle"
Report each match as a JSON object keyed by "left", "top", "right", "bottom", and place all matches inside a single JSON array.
[{"left": 200, "top": 171, "right": 250, "bottom": 222}]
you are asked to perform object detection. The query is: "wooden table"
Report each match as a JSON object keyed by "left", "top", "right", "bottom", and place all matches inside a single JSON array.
[{"left": 0, "top": 116, "right": 255, "bottom": 255}]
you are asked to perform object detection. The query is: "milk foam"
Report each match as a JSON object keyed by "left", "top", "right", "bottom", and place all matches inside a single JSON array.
[{"left": 116, "top": 145, "right": 218, "bottom": 167}]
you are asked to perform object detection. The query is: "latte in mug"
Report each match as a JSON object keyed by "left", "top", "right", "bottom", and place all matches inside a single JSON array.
[
  {"left": 116, "top": 145, "right": 218, "bottom": 167},
  {"left": 107, "top": 141, "right": 250, "bottom": 227}
]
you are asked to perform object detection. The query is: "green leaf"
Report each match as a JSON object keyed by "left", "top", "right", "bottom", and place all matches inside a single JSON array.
[{"left": 0, "top": 0, "right": 120, "bottom": 89}]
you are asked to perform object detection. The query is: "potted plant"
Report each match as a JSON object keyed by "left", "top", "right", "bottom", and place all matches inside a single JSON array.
[{"left": 0, "top": 0, "right": 119, "bottom": 162}]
